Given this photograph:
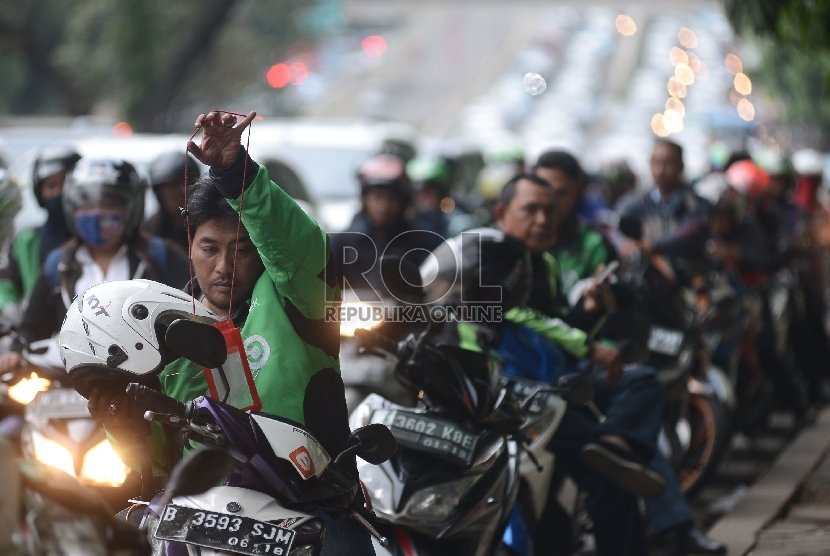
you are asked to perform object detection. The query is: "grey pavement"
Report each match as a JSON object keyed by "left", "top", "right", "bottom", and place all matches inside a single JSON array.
[{"left": 708, "top": 409, "right": 830, "bottom": 556}]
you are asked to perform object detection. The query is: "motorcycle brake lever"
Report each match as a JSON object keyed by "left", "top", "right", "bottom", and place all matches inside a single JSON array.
[{"left": 519, "top": 441, "right": 544, "bottom": 473}]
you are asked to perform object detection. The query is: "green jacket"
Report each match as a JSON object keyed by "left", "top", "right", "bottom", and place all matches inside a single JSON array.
[
  {"left": 0, "top": 229, "right": 41, "bottom": 309},
  {"left": 456, "top": 251, "right": 591, "bottom": 358},
  {"left": 112, "top": 161, "right": 344, "bottom": 475},
  {"left": 551, "top": 224, "right": 609, "bottom": 295}
]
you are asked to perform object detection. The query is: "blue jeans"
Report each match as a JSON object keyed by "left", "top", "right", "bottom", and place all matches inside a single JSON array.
[
  {"left": 644, "top": 451, "right": 693, "bottom": 534},
  {"left": 590, "top": 365, "right": 664, "bottom": 462},
  {"left": 550, "top": 405, "right": 648, "bottom": 556},
  {"left": 547, "top": 365, "right": 664, "bottom": 556},
  {"left": 317, "top": 512, "right": 375, "bottom": 556}
]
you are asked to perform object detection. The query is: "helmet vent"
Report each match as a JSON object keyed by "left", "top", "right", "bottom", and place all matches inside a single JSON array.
[
  {"left": 106, "top": 345, "right": 128, "bottom": 368},
  {"left": 130, "top": 304, "right": 149, "bottom": 320},
  {"left": 82, "top": 320, "right": 90, "bottom": 336}
]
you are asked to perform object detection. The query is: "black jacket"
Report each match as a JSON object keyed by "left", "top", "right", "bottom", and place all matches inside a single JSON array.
[{"left": 12, "top": 236, "right": 190, "bottom": 350}]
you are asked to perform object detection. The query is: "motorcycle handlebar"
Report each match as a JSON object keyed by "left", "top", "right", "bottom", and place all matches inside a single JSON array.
[
  {"left": 126, "top": 383, "right": 188, "bottom": 420},
  {"left": 354, "top": 328, "right": 399, "bottom": 356}
]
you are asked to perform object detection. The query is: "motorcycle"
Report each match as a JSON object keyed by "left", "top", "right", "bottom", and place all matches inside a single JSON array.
[
  {"left": 0, "top": 338, "right": 138, "bottom": 508},
  {"left": 348, "top": 323, "right": 592, "bottom": 556},
  {"left": 339, "top": 257, "right": 425, "bottom": 413},
  {"left": 8, "top": 441, "right": 150, "bottom": 556},
  {"left": 125, "top": 319, "right": 398, "bottom": 556},
  {"left": 610, "top": 217, "right": 732, "bottom": 497}
]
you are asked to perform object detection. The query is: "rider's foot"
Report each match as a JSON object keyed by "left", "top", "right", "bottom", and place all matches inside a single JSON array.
[
  {"left": 677, "top": 525, "right": 727, "bottom": 555},
  {"left": 581, "top": 441, "right": 667, "bottom": 498}
]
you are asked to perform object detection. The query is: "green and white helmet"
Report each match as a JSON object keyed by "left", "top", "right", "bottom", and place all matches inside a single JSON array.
[{"left": 0, "top": 169, "right": 23, "bottom": 246}]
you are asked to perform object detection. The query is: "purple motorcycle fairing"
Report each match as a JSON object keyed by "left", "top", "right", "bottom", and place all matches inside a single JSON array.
[{"left": 193, "top": 396, "right": 358, "bottom": 513}]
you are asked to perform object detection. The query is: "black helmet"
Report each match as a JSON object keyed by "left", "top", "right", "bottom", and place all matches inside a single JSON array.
[
  {"left": 63, "top": 157, "right": 146, "bottom": 237},
  {"left": 358, "top": 154, "right": 412, "bottom": 198},
  {"left": 378, "top": 138, "right": 417, "bottom": 163},
  {"left": 420, "top": 228, "right": 531, "bottom": 312},
  {"left": 32, "top": 145, "right": 81, "bottom": 207},
  {"left": 148, "top": 152, "right": 200, "bottom": 193}
]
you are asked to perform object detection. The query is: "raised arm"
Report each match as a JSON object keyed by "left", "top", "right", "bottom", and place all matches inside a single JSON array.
[{"left": 188, "top": 111, "right": 337, "bottom": 322}]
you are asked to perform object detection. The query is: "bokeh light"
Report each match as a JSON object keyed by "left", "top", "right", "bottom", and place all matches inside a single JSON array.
[
  {"left": 725, "top": 53, "right": 743, "bottom": 75},
  {"left": 696, "top": 62, "right": 709, "bottom": 80},
  {"left": 616, "top": 15, "right": 637, "bottom": 36},
  {"left": 265, "top": 63, "right": 290, "bottom": 88},
  {"left": 112, "top": 121, "right": 132, "bottom": 137},
  {"left": 523, "top": 72, "right": 547, "bottom": 95},
  {"left": 362, "top": 35, "right": 387, "bottom": 57},
  {"left": 669, "top": 47, "right": 689, "bottom": 67},
  {"left": 687, "top": 52, "right": 701, "bottom": 73},
  {"left": 733, "top": 72, "right": 752, "bottom": 95},
  {"left": 651, "top": 113, "right": 670, "bottom": 137},
  {"left": 662, "top": 110, "right": 684, "bottom": 133},
  {"left": 675, "top": 63, "right": 695, "bottom": 86},
  {"left": 667, "top": 76, "right": 688, "bottom": 98},
  {"left": 678, "top": 28, "right": 698, "bottom": 48},
  {"left": 737, "top": 98, "right": 755, "bottom": 121},
  {"left": 666, "top": 97, "right": 685, "bottom": 118},
  {"left": 289, "top": 62, "right": 308, "bottom": 85}
]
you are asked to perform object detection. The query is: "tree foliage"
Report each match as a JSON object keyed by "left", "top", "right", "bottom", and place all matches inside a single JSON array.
[
  {"left": 0, "top": 0, "right": 314, "bottom": 131},
  {"left": 723, "top": 0, "right": 830, "bottom": 144},
  {"left": 723, "top": 0, "right": 830, "bottom": 51}
]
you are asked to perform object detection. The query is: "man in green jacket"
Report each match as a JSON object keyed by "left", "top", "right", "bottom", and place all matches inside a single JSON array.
[
  {"left": 0, "top": 146, "right": 79, "bottom": 311},
  {"left": 532, "top": 151, "right": 727, "bottom": 555},
  {"left": 88, "top": 111, "right": 372, "bottom": 555}
]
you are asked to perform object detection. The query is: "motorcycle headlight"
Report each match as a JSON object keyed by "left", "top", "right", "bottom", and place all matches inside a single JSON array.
[
  {"left": 402, "top": 475, "right": 481, "bottom": 520},
  {"left": 340, "top": 302, "right": 383, "bottom": 337},
  {"left": 357, "top": 459, "right": 394, "bottom": 516},
  {"left": 8, "top": 372, "right": 51, "bottom": 405},
  {"left": 80, "top": 440, "right": 129, "bottom": 486},
  {"left": 34, "top": 435, "right": 76, "bottom": 477}
]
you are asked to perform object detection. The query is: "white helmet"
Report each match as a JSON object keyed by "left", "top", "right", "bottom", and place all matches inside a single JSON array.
[
  {"left": 59, "top": 279, "right": 218, "bottom": 398},
  {"left": 792, "top": 149, "right": 824, "bottom": 176}
]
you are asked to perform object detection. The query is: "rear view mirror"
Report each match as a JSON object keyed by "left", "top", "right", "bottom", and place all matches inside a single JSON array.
[
  {"left": 618, "top": 216, "right": 643, "bottom": 241},
  {"left": 557, "top": 373, "right": 594, "bottom": 406},
  {"left": 159, "top": 448, "right": 236, "bottom": 507},
  {"left": 166, "top": 319, "right": 227, "bottom": 369},
  {"left": 336, "top": 424, "right": 398, "bottom": 465}
]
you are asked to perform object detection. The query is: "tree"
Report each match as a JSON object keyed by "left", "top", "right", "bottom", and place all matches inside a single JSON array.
[
  {"left": 723, "top": 0, "right": 830, "bottom": 145},
  {"left": 0, "top": 0, "right": 314, "bottom": 131}
]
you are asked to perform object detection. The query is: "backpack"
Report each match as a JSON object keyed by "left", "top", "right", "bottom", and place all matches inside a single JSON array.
[{"left": 44, "top": 237, "right": 169, "bottom": 288}]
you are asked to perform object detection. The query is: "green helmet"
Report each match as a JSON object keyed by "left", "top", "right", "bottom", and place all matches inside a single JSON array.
[
  {"left": 407, "top": 157, "right": 451, "bottom": 196},
  {"left": 492, "top": 145, "right": 525, "bottom": 165},
  {"left": 754, "top": 150, "right": 793, "bottom": 177},
  {"left": 0, "top": 169, "right": 22, "bottom": 245}
]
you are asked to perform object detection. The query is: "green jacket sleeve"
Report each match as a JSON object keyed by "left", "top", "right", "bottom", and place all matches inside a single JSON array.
[
  {"left": 0, "top": 230, "right": 40, "bottom": 309},
  {"left": 227, "top": 164, "right": 337, "bottom": 320},
  {"left": 505, "top": 305, "right": 590, "bottom": 357}
]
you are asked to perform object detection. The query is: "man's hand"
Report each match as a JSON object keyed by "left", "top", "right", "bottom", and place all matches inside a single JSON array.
[
  {"left": 88, "top": 386, "right": 134, "bottom": 430},
  {"left": 582, "top": 264, "right": 610, "bottom": 313},
  {"left": 590, "top": 342, "right": 623, "bottom": 385},
  {"left": 187, "top": 111, "right": 256, "bottom": 170},
  {"left": 0, "top": 351, "right": 21, "bottom": 374}
]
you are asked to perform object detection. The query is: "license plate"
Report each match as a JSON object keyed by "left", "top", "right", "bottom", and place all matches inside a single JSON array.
[
  {"left": 647, "top": 327, "right": 684, "bottom": 356},
  {"left": 373, "top": 409, "right": 482, "bottom": 466},
  {"left": 154, "top": 505, "right": 295, "bottom": 555}
]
